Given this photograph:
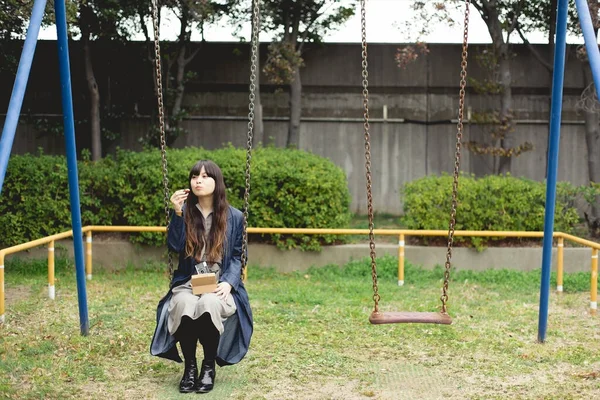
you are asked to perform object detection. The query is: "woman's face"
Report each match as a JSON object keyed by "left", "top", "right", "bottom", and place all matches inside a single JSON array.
[{"left": 190, "top": 166, "right": 216, "bottom": 198}]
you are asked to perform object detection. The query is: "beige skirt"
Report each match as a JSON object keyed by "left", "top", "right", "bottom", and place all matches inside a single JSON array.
[{"left": 168, "top": 280, "right": 237, "bottom": 335}]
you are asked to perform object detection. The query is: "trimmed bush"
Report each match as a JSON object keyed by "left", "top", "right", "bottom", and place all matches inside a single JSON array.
[
  {"left": 0, "top": 151, "right": 72, "bottom": 246},
  {"left": 0, "top": 150, "right": 118, "bottom": 246},
  {"left": 401, "top": 174, "right": 580, "bottom": 248},
  {"left": 0, "top": 146, "right": 351, "bottom": 250},
  {"left": 245, "top": 147, "right": 351, "bottom": 250}
]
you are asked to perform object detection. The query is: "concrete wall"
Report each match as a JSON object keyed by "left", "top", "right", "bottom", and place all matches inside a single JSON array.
[{"left": 1, "top": 42, "right": 593, "bottom": 214}]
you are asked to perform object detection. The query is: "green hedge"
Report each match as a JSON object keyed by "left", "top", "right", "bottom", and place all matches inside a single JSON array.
[
  {"left": 0, "top": 146, "right": 352, "bottom": 250},
  {"left": 401, "top": 174, "right": 581, "bottom": 248}
]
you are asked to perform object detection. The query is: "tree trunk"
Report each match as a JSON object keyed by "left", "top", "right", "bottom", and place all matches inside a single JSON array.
[
  {"left": 82, "top": 33, "right": 101, "bottom": 161},
  {"left": 549, "top": 0, "right": 556, "bottom": 68},
  {"left": 287, "top": 67, "right": 301, "bottom": 147},
  {"left": 171, "top": 41, "right": 187, "bottom": 130},
  {"left": 254, "top": 89, "right": 265, "bottom": 145},
  {"left": 138, "top": 8, "right": 159, "bottom": 108},
  {"left": 252, "top": 46, "right": 264, "bottom": 145},
  {"left": 251, "top": 5, "right": 264, "bottom": 145},
  {"left": 478, "top": 2, "right": 514, "bottom": 174},
  {"left": 582, "top": 67, "right": 600, "bottom": 233},
  {"left": 582, "top": 68, "right": 600, "bottom": 182},
  {"left": 497, "top": 54, "right": 513, "bottom": 174},
  {"left": 545, "top": 0, "right": 558, "bottom": 175},
  {"left": 582, "top": 3, "right": 600, "bottom": 235},
  {"left": 583, "top": 108, "right": 600, "bottom": 182}
]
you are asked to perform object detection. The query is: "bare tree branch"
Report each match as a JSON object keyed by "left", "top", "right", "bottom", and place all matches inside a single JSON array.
[
  {"left": 184, "top": 47, "right": 201, "bottom": 66},
  {"left": 517, "top": 25, "right": 553, "bottom": 71}
]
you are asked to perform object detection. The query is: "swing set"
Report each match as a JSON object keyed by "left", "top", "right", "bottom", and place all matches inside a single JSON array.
[
  {"left": 149, "top": 0, "right": 469, "bottom": 326},
  {"left": 0, "top": 0, "right": 593, "bottom": 342}
]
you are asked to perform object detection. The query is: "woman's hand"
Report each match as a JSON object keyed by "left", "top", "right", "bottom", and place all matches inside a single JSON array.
[
  {"left": 214, "top": 282, "right": 232, "bottom": 300},
  {"left": 170, "top": 189, "right": 189, "bottom": 213}
]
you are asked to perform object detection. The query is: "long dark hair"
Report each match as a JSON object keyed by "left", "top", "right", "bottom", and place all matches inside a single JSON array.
[{"left": 184, "top": 160, "right": 229, "bottom": 263}]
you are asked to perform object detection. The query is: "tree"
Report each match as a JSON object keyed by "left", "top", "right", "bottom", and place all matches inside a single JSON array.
[
  {"left": 227, "top": 0, "right": 265, "bottom": 145},
  {"left": 77, "top": 0, "right": 140, "bottom": 161},
  {"left": 579, "top": 50, "right": 600, "bottom": 236},
  {"left": 133, "top": 0, "right": 238, "bottom": 147},
  {"left": 0, "top": 0, "right": 30, "bottom": 39},
  {"left": 465, "top": 47, "right": 533, "bottom": 167},
  {"left": 518, "top": 0, "right": 600, "bottom": 235},
  {"left": 0, "top": 2, "right": 33, "bottom": 85},
  {"left": 517, "top": 0, "right": 573, "bottom": 174},
  {"left": 1, "top": 1, "right": 126, "bottom": 160},
  {"left": 572, "top": 2, "right": 600, "bottom": 236},
  {"left": 0, "top": 2, "right": 78, "bottom": 80},
  {"left": 41, "top": 0, "right": 138, "bottom": 160},
  {"left": 250, "top": 0, "right": 264, "bottom": 145},
  {"left": 472, "top": 1, "right": 527, "bottom": 174},
  {"left": 398, "top": 1, "right": 534, "bottom": 174},
  {"left": 260, "top": 0, "right": 355, "bottom": 148}
]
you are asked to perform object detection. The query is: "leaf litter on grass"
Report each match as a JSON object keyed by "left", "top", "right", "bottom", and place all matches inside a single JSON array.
[{"left": 1, "top": 258, "right": 600, "bottom": 399}]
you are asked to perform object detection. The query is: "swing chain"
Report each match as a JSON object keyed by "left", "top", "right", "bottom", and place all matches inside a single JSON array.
[
  {"left": 151, "top": 0, "right": 174, "bottom": 280},
  {"left": 360, "top": 0, "right": 379, "bottom": 312},
  {"left": 441, "top": 0, "right": 470, "bottom": 314},
  {"left": 241, "top": 0, "right": 260, "bottom": 271}
]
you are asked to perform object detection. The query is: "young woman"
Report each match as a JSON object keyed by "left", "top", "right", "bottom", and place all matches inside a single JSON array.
[{"left": 150, "top": 160, "right": 253, "bottom": 393}]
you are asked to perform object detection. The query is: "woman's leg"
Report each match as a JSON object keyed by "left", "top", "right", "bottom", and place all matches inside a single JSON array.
[
  {"left": 175, "top": 316, "right": 199, "bottom": 393},
  {"left": 198, "top": 313, "right": 220, "bottom": 360},
  {"left": 196, "top": 313, "right": 220, "bottom": 393}
]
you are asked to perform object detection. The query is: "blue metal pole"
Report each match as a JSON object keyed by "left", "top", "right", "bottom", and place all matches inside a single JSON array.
[
  {"left": 0, "top": 0, "right": 48, "bottom": 195},
  {"left": 54, "top": 0, "right": 89, "bottom": 336},
  {"left": 575, "top": 0, "right": 600, "bottom": 93},
  {"left": 538, "top": 0, "right": 569, "bottom": 343}
]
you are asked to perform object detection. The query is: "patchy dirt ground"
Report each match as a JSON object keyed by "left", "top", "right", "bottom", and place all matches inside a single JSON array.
[{"left": 4, "top": 285, "right": 32, "bottom": 305}]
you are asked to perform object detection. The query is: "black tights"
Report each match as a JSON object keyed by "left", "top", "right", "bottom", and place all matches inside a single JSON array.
[{"left": 175, "top": 314, "right": 220, "bottom": 362}]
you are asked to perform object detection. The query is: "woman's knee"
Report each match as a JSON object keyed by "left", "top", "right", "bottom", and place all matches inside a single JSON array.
[{"left": 198, "top": 293, "right": 221, "bottom": 309}]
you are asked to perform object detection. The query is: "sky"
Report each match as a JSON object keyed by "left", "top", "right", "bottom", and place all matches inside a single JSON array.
[{"left": 37, "top": 0, "right": 588, "bottom": 44}]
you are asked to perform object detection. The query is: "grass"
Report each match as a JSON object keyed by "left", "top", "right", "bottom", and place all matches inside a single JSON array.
[{"left": 1, "top": 256, "right": 600, "bottom": 399}]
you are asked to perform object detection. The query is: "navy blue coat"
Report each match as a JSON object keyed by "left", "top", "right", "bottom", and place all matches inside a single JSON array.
[{"left": 150, "top": 205, "right": 253, "bottom": 366}]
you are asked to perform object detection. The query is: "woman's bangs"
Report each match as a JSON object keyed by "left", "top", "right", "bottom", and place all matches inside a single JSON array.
[
  {"left": 189, "top": 160, "right": 218, "bottom": 180},
  {"left": 203, "top": 162, "right": 219, "bottom": 180}
]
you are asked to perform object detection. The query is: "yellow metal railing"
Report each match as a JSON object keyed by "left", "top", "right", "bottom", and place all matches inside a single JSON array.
[{"left": 1, "top": 226, "right": 599, "bottom": 323}]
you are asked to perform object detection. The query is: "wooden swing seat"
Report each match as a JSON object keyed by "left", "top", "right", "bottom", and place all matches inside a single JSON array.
[{"left": 369, "top": 311, "right": 452, "bottom": 325}]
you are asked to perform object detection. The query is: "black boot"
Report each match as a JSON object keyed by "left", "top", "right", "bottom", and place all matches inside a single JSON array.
[
  {"left": 179, "top": 358, "right": 198, "bottom": 393},
  {"left": 176, "top": 316, "right": 200, "bottom": 393},
  {"left": 196, "top": 359, "right": 216, "bottom": 393}
]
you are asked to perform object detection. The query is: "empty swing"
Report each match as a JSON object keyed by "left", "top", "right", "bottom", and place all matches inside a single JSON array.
[{"left": 359, "top": 0, "right": 471, "bottom": 325}]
